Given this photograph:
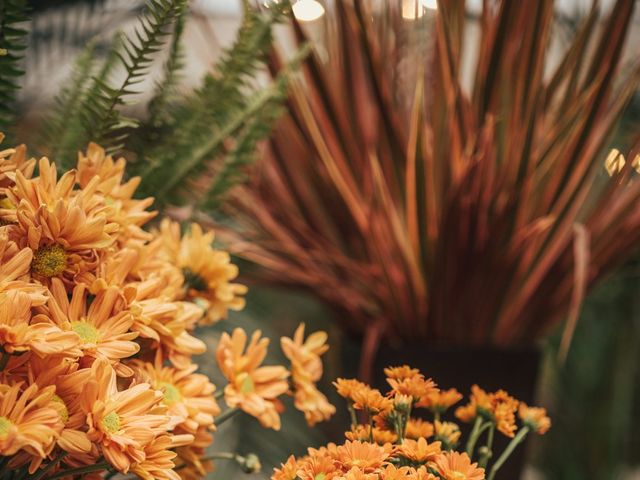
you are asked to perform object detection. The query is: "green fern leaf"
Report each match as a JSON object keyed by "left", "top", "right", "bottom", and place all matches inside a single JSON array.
[
  {"left": 0, "top": 0, "right": 29, "bottom": 138},
  {"left": 83, "top": 0, "right": 185, "bottom": 154},
  {"left": 134, "top": 1, "right": 292, "bottom": 207}
]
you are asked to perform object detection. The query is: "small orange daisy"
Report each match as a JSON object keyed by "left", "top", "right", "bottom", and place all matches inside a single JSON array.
[{"left": 433, "top": 451, "right": 485, "bottom": 480}]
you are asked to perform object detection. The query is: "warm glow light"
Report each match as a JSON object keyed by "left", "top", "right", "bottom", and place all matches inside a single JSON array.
[
  {"left": 402, "top": 0, "right": 437, "bottom": 20},
  {"left": 292, "top": 0, "right": 325, "bottom": 22}
]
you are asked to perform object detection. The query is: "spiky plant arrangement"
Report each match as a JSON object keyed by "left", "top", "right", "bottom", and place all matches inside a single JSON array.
[
  {"left": 221, "top": 1, "right": 640, "bottom": 360},
  {"left": 2, "top": 0, "right": 303, "bottom": 209}
]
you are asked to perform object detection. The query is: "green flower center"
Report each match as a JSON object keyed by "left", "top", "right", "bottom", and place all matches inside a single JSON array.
[
  {"left": 159, "top": 382, "right": 182, "bottom": 406},
  {"left": 51, "top": 394, "right": 69, "bottom": 424},
  {"left": 32, "top": 244, "right": 68, "bottom": 277},
  {"left": 183, "top": 268, "right": 208, "bottom": 292},
  {"left": 71, "top": 321, "right": 100, "bottom": 344},
  {"left": 0, "top": 416, "right": 12, "bottom": 439},
  {"left": 101, "top": 411, "right": 121, "bottom": 434},
  {"left": 240, "top": 374, "right": 255, "bottom": 394},
  {"left": 314, "top": 474, "right": 325, "bottom": 480}
]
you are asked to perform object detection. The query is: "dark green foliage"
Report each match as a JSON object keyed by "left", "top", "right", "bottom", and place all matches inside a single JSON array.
[
  {"left": 130, "top": 1, "right": 299, "bottom": 209},
  {"left": 32, "top": 0, "right": 297, "bottom": 209},
  {"left": 0, "top": 0, "right": 29, "bottom": 138},
  {"left": 37, "top": 0, "right": 184, "bottom": 168},
  {"left": 82, "top": 0, "right": 185, "bottom": 155}
]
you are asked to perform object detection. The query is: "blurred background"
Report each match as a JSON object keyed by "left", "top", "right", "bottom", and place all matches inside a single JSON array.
[{"left": 8, "top": 0, "right": 640, "bottom": 478}]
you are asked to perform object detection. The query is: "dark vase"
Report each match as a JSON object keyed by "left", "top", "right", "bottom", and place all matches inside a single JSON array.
[{"left": 336, "top": 338, "right": 542, "bottom": 480}]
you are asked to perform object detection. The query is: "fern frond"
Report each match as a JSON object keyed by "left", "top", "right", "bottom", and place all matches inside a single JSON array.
[
  {"left": 147, "top": 2, "right": 186, "bottom": 129},
  {"left": 82, "top": 0, "right": 185, "bottom": 154},
  {"left": 37, "top": 40, "right": 97, "bottom": 162},
  {"left": 0, "top": 0, "right": 29, "bottom": 137},
  {"left": 134, "top": 1, "right": 292, "bottom": 206},
  {"left": 201, "top": 46, "right": 310, "bottom": 208}
]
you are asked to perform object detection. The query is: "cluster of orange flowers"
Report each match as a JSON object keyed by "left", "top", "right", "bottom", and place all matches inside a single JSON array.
[
  {"left": 0, "top": 137, "right": 334, "bottom": 479},
  {"left": 273, "top": 366, "right": 550, "bottom": 480}
]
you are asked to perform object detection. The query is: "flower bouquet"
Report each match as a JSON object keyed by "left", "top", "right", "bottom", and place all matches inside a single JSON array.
[
  {"left": 0, "top": 137, "right": 335, "bottom": 479},
  {"left": 273, "top": 366, "right": 550, "bottom": 480}
]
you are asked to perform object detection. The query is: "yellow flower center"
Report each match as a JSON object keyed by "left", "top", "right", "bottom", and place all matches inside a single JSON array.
[
  {"left": 240, "top": 374, "right": 255, "bottom": 394},
  {"left": 51, "top": 394, "right": 69, "bottom": 424},
  {"left": 314, "top": 474, "right": 325, "bottom": 480},
  {"left": 71, "top": 321, "right": 100, "bottom": 344},
  {"left": 159, "top": 382, "right": 182, "bottom": 406},
  {"left": 450, "top": 472, "right": 466, "bottom": 480},
  {"left": 32, "top": 244, "right": 68, "bottom": 277},
  {"left": 0, "top": 197, "right": 14, "bottom": 209},
  {"left": 0, "top": 416, "right": 12, "bottom": 439},
  {"left": 101, "top": 411, "right": 121, "bottom": 434}
]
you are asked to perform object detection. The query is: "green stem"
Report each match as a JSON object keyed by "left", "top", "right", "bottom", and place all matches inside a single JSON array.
[
  {"left": 215, "top": 407, "right": 239, "bottom": 426},
  {"left": 31, "top": 452, "right": 68, "bottom": 480},
  {"left": 45, "top": 460, "right": 111, "bottom": 479},
  {"left": 478, "top": 424, "right": 495, "bottom": 468},
  {"left": 215, "top": 389, "right": 225, "bottom": 401},
  {"left": 487, "top": 426, "right": 530, "bottom": 480},
  {"left": 348, "top": 404, "right": 358, "bottom": 429},
  {"left": 465, "top": 416, "right": 484, "bottom": 457},
  {"left": 434, "top": 411, "right": 441, "bottom": 423}
]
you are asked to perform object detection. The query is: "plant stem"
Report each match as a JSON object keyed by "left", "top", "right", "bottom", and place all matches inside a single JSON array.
[
  {"left": 487, "top": 426, "right": 530, "bottom": 480},
  {"left": 45, "top": 460, "right": 111, "bottom": 479},
  {"left": 465, "top": 416, "right": 484, "bottom": 457},
  {"left": 434, "top": 411, "right": 441, "bottom": 423},
  {"left": 215, "top": 389, "right": 225, "bottom": 400},
  {"left": 478, "top": 424, "right": 495, "bottom": 468},
  {"left": 348, "top": 404, "right": 358, "bottom": 428},
  {"left": 215, "top": 407, "right": 239, "bottom": 426},
  {"left": 31, "top": 452, "right": 68, "bottom": 480}
]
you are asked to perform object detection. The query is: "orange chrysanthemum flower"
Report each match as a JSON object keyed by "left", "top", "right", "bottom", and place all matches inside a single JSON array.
[
  {"left": 7, "top": 158, "right": 118, "bottom": 286},
  {"left": 80, "top": 360, "right": 170, "bottom": 473},
  {"left": 332, "top": 440, "right": 391, "bottom": 472},
  {"left": 281, "top": 323, "right": 335, "bottom": 426},
  {"left": 433, "top": 451, "right": 485, "bottom": 480},
  {"left": 216, "top": 328, "right": 289, "bottom": 429},
  {"left": 130, "top": 359, "right": 220, "bottom": 432},
  {"left": 456, "top": 386, "right": 518, "bottom": 437},
  {"left": 417, "top": 388, "right": 463, "bottom": 413},
  {"left": 433, "top": 421, "right": 461, "bottom": 449},
  {"left": 0, "top": 290, "right": 81, "bottom": 358},
  {"left": 130, "top": 433, "right": 193, "bottom": 480},
  {"left": 76, "top": 143, "right": 156, "bottom": 244},
  {"left": 384, "top": 365, "right": 421, "bottom": 381},
  {"left": 0, "top": 382, "right": 62, "bottom": 458},
  {"left": 334, "top": 378, "right": 368, "bottom": 401},
  {"left": 345, "top": 425, "right": 398, "bottom": 445},
  {"left": 519, "top": 403, "right": 551, "bottom": 435},
  {"left": 351, "top": 386, "right": 394, "bottom": 415},
  {"left": 0, "top": 138, "right": 35, "bottom": 196},
  {"left": 272, "top": 455, "right": 299, "bottom": 480},
  {"left": 0, "top": 233, "right": 47, "bottom": 303},
  {"left": 159, "top": 220, "right": 247, "bottom": 324},
  {"left": 404, "top": 418, "right": 435, "bottom": 440},
  {"left": 387, "top": 375, "right": 438, "bottom": 405},
  {"left": 297, "top": 454, "right": 340, "bottom": 480},
  {"left": 395, "top": 437, "right": 442, "bottom": 464},
  {"left": 173, "top": 425, "right": 214, "bottom": 480},
  {"left": 455, "top": 385, "right": 493, "bottom": 423},
  {"left": 38, "top": 279, "right": 139, "bottom": 375}
]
